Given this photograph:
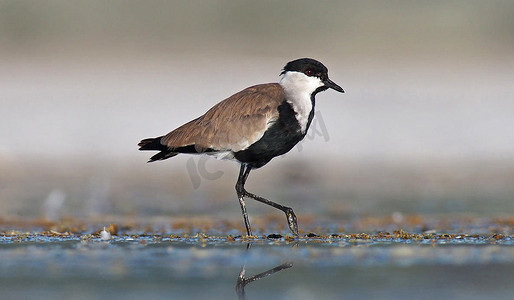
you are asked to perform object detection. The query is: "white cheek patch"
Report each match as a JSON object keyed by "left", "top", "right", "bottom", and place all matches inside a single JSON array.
[{"left": 279, "top": 72, "right": 323, "bottom": 132}]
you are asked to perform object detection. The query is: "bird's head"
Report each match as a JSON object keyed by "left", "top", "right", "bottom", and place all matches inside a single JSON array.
[{"left": 280, "top": 58, "right": 344, "bottom": 96}]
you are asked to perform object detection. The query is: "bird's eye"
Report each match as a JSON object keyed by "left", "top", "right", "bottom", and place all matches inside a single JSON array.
[{"left": 304, "top": 70, "right": 314, "bottom": 76}]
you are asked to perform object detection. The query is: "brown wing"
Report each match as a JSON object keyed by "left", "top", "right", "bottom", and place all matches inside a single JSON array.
[{"left": 161, "top": 83, "right": 285, "bottom": 152}]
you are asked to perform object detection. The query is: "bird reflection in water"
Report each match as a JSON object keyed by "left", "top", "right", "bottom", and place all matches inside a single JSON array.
[{"left": 235, "top": 243, "right": 293, "bottom": 300}]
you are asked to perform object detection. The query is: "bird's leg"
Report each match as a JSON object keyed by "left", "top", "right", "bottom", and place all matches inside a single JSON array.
[
  {"left": 236, "top": 164, "right": 299, "bottom": 237},
  {"left": 243, "top": 189, "right": 298, "bottom": 237},
  {"left": 236, "top": 164, "right": 253, "bottom": 236}
]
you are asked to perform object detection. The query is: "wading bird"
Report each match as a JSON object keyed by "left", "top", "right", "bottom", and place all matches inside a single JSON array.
[{"left": 139, "top": 58, "right": 344, "bottom": 236}]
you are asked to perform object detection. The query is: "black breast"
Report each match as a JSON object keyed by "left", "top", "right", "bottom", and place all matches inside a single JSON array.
[{"left": 234, "top": 100, "right": 314, "bottom": 168}]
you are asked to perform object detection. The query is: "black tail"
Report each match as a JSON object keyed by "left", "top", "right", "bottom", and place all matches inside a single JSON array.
[
  {"left": 138, "top": 136, "right": 166, "bottom": 151},
  {"left": 139, "top": 137, "right": 218, "bottom": 162},
  {"left": 138, "top": 136, "right": 178, "bottom": 162}
]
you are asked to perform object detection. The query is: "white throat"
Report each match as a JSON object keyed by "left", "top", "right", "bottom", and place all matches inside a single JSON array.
[{"left": 279, "top": 71, "right": 324, "bottom": 133}]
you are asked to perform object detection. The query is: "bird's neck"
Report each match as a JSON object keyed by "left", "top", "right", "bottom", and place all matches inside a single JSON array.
[{"left": 279, "top": 72, "right": 321, "bottom": 133}]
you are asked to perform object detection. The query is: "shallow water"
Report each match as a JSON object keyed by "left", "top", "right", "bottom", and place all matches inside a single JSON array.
[{"left": 1, "top": 231, "right": 513, "bottom": 300}]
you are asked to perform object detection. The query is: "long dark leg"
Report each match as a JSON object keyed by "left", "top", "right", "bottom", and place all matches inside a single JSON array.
[
  {"left": 235, "top": 164, "right": 299, "bottom": 237},
  {"left": 236, "top": 164, "right": 253, "bottom": 236}
]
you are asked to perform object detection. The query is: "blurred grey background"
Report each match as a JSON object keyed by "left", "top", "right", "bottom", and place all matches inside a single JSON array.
[{"left": 1, "top": 1, "right": 513, "bottom": 223}]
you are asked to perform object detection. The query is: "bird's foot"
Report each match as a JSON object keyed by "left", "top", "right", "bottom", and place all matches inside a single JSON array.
[{"left": 284, "top": 208, "right": 298, "bottom": 237}]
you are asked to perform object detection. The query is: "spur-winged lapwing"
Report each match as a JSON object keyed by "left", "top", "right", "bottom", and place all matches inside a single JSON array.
[{"left": 139, "top": 58, "right": 344, "bottom": 236}]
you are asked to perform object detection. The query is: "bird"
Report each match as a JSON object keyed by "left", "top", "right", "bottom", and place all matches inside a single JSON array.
[{"left": 139, "top": 58, "right": 344, "bottom": 237}]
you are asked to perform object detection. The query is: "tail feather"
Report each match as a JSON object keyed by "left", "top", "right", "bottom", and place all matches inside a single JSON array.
[
  {"left": 138, "top": 136, "right": 178, "bottom": 162},
  {"left": 147, "top": 150, "right": 179, "bottom": 162},
  {"left": 139, "top": 136, "right": 218, "bottom": 162},
  {"left": 138, "top": 137, "right": 166, "bottom": 151}
]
